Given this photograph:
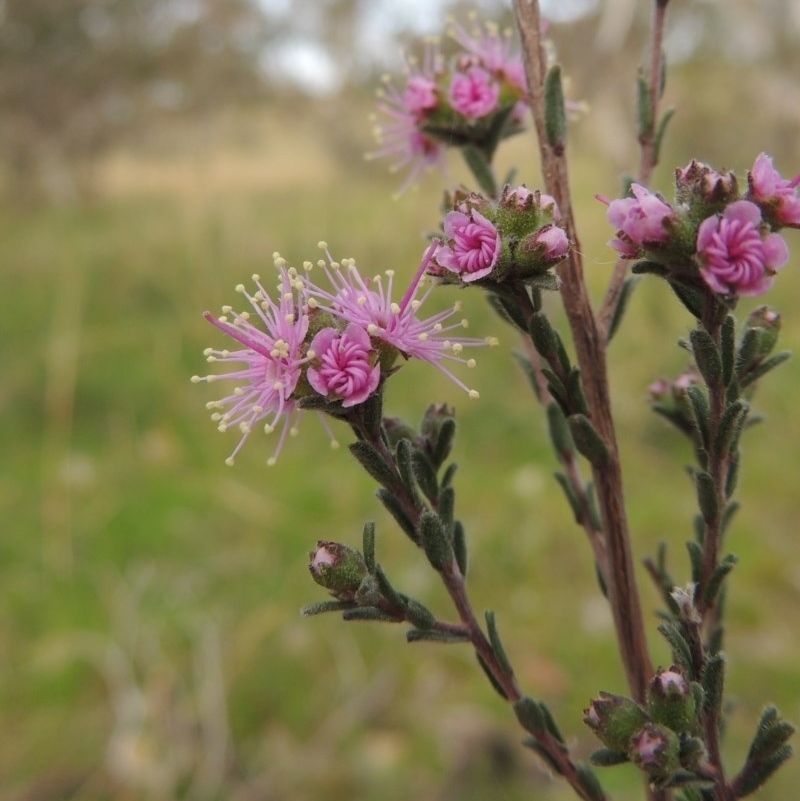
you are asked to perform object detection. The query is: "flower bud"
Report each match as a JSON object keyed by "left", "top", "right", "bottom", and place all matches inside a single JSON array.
[
  {"left": 675, "top": 159, "right": 738, "bottom": 207},
  {"left": 647, "top": 667, "right": 697, "bottom": 733},
  {"left": 628, "top": 723, "right": 681, "bottom": 777},
  {"left": 308, "top": 541, "right": 368, "bottom": 601},
  {"left": 584, "top": 692, "right": 650, "bottom": 753},
  {"left": 743, "top": 305, "right": 781, "bottom": 360}
]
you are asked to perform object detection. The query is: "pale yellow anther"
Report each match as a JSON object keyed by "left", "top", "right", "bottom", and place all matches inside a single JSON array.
[
  {"left": 239, "top": 422, "right": 251, "bottom": 434},
  {"left": 273, "top": 380, "right": 284, "bottom": 391},
  {"left": 205, "top": 355, "right": 217, "bottom": 363},
  {"left": 225, "top": 457, "right": 235, "bottom": 466},
  {"left": 218, "top": 315, "right": 228, "bottom": 324},
  {"left": 411, "top": 300, "right": 421, "bottom": 310},
  {"left": 486, "top": 336, "right": 499, "bottom": 346},
  {"left": 390, "top": 302, "right": 400, "bottom": 314},
  {"left": 210, "top": 412, "right": 222, "bottom": 421},
  {"left": 191, "top": 375, "right": 202, "bottom": 383},
  {"left": 418, "top": 333, "right": 428, "bottom": 341},
  {"left": 452, "top": 343, "right": 463, "bottom": 354},
  {"left": 252, "top": 404, "right": 263, "bottom": 414},
  {"left": 433, "top": 323, "right": 443, "bottom": 332},
  {"left": 330, "top": 440, "right": 340, "bottom": 450},
  {"left": 217, "top": 423, "right": 228, "bottom": 432},
  {"left": 308, "top": 298, "right": 319, "bottom": 309},
  {"left": 233, "top": 387, "right": 244, "bottom": 396},
  {"left": 367, "top": 323, "right": 379, "bottom": 335},
  {"left": 460, "top": 319, "right": 469, "bottom": 328},
  {"left": 203, "top": 347, "right": 213, "bottom": 356},
  {"left": 467, "top": 359, "right": 476, "bottom": 368},
  {"left": 317, "top": 240, "right": 328, "bottom": 250},
  {"left": 264, "top": 424, "right": 275, "bottom": 434},
  {"left": 468, "top": 389, "right": 480, "bottom": 400},
  {"left": 307, "top": 349, "right": 316, "bottom": 359},
  {"left": 266, "top": 457, "right": 277, "bottom": 467},
  {"left": 206, "top": 373, "right": 218, "bottom": 381},
  {"left": 357, "top": 296, "right": 367, "bottom": 306},
  {"left": 290, "top": 427, "right": 299, "bottom": 437},
  {"left": 235, "top": 284, "right": 245, "bottom": 293},
  {"left": 221, "top": 305, "right": 233, "bottom": 314},
  {"left": 317, "top": 259, "right": 327, "bottom": 268},
  {"left": 240, "top": 312, "right": 250, "bottom": 321},
  {"left": 303, "top": 260, "right": 313, "bottom": 271},
  {"left": 385, "top": 269, "right": 395, "bottom": 277}
]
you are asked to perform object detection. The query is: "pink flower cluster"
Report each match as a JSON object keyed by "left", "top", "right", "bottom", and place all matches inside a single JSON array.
[
  {"left": 603, "top": 153, "right": 798, "bottom": 298},
  {"left": 368, "top": 20, "right": 529, "bottom": 192},
  {"left": 432, "top": 187, "right": 570, "bottom": 284},
  {"left": 193, "top": 245, "right": 496, "bottom": 464}
]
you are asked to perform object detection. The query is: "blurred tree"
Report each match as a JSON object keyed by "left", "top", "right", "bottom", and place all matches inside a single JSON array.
[{"left": 0, "top": 0, "right": 273, "bottom": 200}]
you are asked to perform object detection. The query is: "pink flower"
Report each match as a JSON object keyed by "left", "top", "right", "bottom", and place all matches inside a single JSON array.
[
  {"left": 696, "top": 200, "right": 789, "bottom": 296},
  {"left": 449, "top": 65, "right": 500, "bottom": 119},
  {"left": 434, "top": 209, "right": 501, "bottom": 282},
  {"left": 368, "top": 42, "right": 447, "bottom": 194},
  {"left": 748, "top": 152, "right": 800, "bottom": 227},
  {"left": 530, "top": 224, "right": 569, "bottom": 260},
  {"left": 449, "top": 18, "right": 526, "bottom": 92},
  {"left": 192, "top": 263, "right": 312, "bottom": 465},
  {"left": 304, "top": 243, "right": 496, "bottom": 397},
  {"left": 402, "top": 75, "right": 438, "bottom": 116},
  {"left": 307, "top": 324, "right": 381, "bottom": 407},
  {"left": 605, "top": 184, "right": 674, "bottom": 256}
]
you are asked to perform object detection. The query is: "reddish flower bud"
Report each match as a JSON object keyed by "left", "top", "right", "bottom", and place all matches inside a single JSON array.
[
  {"left": 309, "top": 541, "right": 368, "bottom": 601},
  {"left": 584, "top": 692, "right": 650, "bottom": 753}
]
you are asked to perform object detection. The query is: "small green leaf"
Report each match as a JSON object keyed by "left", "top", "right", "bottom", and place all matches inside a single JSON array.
[
  {"left": 667, "top": 279, "right": 704, "bottom": 319},
  {"left": 694, "top": 469, "right": 718, "bottom": 524},
  {"left": 684, "top": 385, "right": 710, "bottom": 452},
  {"left": 528, "top": 310, "right": 559, "bottom": 362},
  {"left": 375, "top": 488, "right": 418, "bottom": 543},
  {"left": 658, "top": 621, "right": 694, "bottom": 675},
  {"left": 566, "top": 367, "right": 589, "bottom": 415},
  {"left": 301, "top": 599, "right": 356, "bottom": 616},
  {"left": 485, "top": 610, "right": 513, "bottom": 676},
  {"left": 431, "top": 417, "right": 457, "bottom": 470},
  {"left": 568, "top": 414, "right": 610, "bottom": 465},
  {"left": 412, "top": 449, "right": 439, "bottom": 505},
  {"left": 544, "top": 64, "right": 567, "bottom": 149},
  {"left": 487, "top": 292, "right": 528, "bottom": 332},
  {"left": 350, "top": 440, "right": 397, "bottom": 490},
  {"left": 740, "top": 350, "right": 792, "bottom": 389},
  {"left": 461, "top": 144, "right": 497, "bottom": 196},
  {"left": 453, "top": 520, "right": 468, "bottom": 577},
  {"left": 395, "top": 438, "right": 421, "bottom": 505},
  {"left": 343, "top": 606, "right": 402, "bottom": 623},
  {"left": 636, "top": 70, "right": 653, "bottom": 138},
  {"left": 701, "top": 652, "right": 726, "bottom": 717},
  {"left": 703, "top": 554, "right": 738, "bottom": 608},
  {"left": 406, "top": 628, "right": 469, "bottom": 644},
  {"left": 405, "top": 598, "right": 436, "bottom": 630},
  {"left": 590, "top": 747, "right": 629, "bottom": 767},
  {"left": 476, "top": 651, "right": 508, "bottom": 699},
  {"left": 513, "top": 696, "right": 546, "bottom": 737},
  {"left": 575, "top": 763, "right": 606, "bottom": 801},
  {"left": 547, "top": 401, "right": 575, "bottom": 461},
  {"left": 653, "top": 106, "right": 675, "bottom": 166},
  {"left": 714, "top": 399, "right": 749, "bottom": 457},
  {"left": 686, "top": 540, "right": 704, "bottom": 585},
  {"left": 420, "top": 510, "right": 453, "bottom": 571},
  {"left": 362, "top": 521, "right": 376, "bottom": 572},
  {"left": 690, "top": 328, "right": 723, "bottom": 388}
]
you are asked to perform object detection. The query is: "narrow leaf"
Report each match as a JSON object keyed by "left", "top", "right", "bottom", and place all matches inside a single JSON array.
[
  {"left": 362, "top": 521, "right": 376, "bottom": 572},
  {"left": 513, "top": 696, "right": 546, "bottom": 737},
  {"left": 420, "top": 510, "right": 452, "bottom": 571},
  {"left": 544, "top": 64, "right": 567, "bottom": 149},
  {"left": 412, "top": 449, "right": 439, "bottom": 505},
  {"left": 721, "top": 314, "right": 736, "bottom": 388},
  {"left": 301, "top": 599, "right": 355, "bottom": 616},
  {"left": 690, "top": 328, "right": 723, "bottom": 388},
  {"left": 453, "top": 520, "right": 468, "bottom": 577},
  {"left": 376, "top": 488, "right": 418, "bottom": 543},
  {"left": 485, "top": 610, "right": 513, "bottom": 675},
  {"left": 407, "top": 628, "right": 469, "bottom": 644},
  {"left": 350, "top": 440, "right": 397, "bottom": 489},
  {"left": 608, "top": 276, "right": 640, "bottom": 341},
  {"left": 568, "top": 414, "right": 610, "bottom": 465},
  {"left": 547, "top": 402, "right": 575, "bottom": 461}
]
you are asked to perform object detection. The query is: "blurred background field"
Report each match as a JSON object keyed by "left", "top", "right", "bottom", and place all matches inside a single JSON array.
[{"left": 2, "top": 1, "right": 800, "bottom": 800}]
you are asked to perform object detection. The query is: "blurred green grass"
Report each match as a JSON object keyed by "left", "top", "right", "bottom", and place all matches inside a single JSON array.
[{"left": 1, "top": 100, "right": 799, "bottom": 801}]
